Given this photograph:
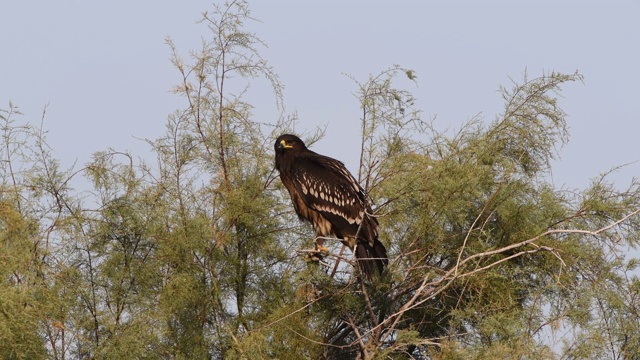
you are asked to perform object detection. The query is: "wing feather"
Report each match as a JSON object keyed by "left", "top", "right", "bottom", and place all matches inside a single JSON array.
[{"left": 290, "top": 154, "right": 368, "bottom": 229}]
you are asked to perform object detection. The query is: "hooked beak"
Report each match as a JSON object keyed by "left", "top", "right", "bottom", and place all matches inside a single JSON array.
[{"left": 279, "top": 139, "right": 293, "bottom": 149}]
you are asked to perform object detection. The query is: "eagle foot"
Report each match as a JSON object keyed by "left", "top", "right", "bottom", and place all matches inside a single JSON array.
[
  {"left": 315, "top": 245, "right": 330, "bottom": 256},
  {"left": 304, "top": 251, "right": 323, "bottom": 263},
  {"left": 299, "top": 248, "right": 330, "bottom": 266}
]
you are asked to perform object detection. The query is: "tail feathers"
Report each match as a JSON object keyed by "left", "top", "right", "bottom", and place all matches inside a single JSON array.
[{"left": 355, "top": 239, "right": 388, "bottom": 279}]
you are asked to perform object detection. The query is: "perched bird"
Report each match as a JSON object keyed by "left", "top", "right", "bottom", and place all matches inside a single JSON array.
[{"left": 274, "top": 134, "right": 388, "bottom": 278}]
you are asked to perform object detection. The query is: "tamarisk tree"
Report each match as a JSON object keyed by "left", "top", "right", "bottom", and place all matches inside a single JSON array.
[{"left": 1, "top": 1, "right": 639, "bottom": 359}]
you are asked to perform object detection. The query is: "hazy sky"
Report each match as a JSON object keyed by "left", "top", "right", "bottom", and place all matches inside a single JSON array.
[{"left": 1, "top": 1, "right": 639, "bottom": 191}]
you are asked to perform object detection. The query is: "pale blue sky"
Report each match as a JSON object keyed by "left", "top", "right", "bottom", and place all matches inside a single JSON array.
[{"left": 1, "top": 1, "right": 639, "bottom": 190}]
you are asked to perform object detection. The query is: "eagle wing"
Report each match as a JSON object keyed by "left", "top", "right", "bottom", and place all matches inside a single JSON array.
[{"left": 290, "top": 154, "right": 372, "bottom": 235}]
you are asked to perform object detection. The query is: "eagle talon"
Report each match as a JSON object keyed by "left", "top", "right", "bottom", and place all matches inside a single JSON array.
[
  {"left": 303, "top": 248, "right": 327, "bottom": 263},
  {"left": 304, "top": 252, "right": 323, "bottom": 263},
  {"left": 304, "top": 254, "right": 330, "bottom": 272},
  {"left": 316, "top": 245, "right": 330, "bottom": 255}
]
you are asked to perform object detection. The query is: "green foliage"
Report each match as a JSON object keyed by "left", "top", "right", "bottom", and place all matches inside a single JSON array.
[
  {"left": 2, "top": 1, "right": 640, "bottom": 359},
  {"left": 0, "top": 203, "right": 48, "bottom": 359}
]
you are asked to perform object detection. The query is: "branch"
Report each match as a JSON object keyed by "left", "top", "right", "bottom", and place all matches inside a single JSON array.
[
  {"left": 376, "top": 208, "right": 640, "bottom": 347},
  {"left": 455, "top": 180, "right": 505, "bottom": 274}
]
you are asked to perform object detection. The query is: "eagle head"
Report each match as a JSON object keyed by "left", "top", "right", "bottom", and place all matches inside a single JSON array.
[
  {"left": 275, "top": 134, "right": 307, "bottom": 153},
  {"left": 275, "top": 134, "right": 308, "bottom": 172}
]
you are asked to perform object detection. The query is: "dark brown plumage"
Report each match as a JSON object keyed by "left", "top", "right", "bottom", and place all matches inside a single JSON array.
[{"left": 274, "top": 134, "right": 388, "bottom": 278}]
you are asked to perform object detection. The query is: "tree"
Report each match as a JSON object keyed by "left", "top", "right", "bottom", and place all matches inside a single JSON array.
[
  {"left": 306, "top": 68, "right": 640, "bottom": 359},
  {"left": 1, "top": 1, "right": 640, "bottom": 359}
]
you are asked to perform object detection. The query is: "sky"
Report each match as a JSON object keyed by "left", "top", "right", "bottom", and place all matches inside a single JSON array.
[{"left": 1, "top": 0, "right": 639, "bottom": 192}]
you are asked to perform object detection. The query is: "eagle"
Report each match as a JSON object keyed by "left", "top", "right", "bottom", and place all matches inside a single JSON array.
[{"left": 274, "top": 134, "right": 388, "bottom": 278}]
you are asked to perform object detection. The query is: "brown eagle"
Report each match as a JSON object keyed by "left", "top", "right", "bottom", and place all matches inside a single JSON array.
[{"left": 274, "top": 134, "right": 388, "bottom": 278}]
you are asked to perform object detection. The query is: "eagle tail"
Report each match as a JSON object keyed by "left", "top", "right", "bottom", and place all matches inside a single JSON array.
[{"left": 355, "top": 238, "right": 388, "bottom": 279}]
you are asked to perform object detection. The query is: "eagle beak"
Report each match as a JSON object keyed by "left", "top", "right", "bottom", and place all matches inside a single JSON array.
[{"left": 280, "top": 139, "right": 293, "bottom": 149}]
